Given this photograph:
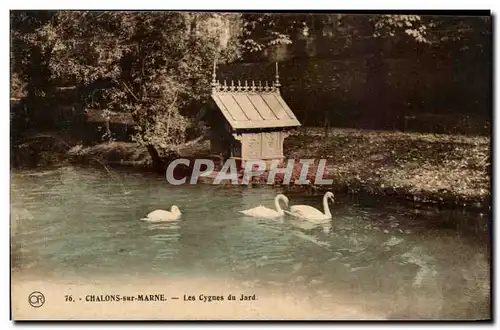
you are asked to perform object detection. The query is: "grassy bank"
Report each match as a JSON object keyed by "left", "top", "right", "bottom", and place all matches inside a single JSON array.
[
  {"left": 285, "top": 128, "right": 490, "bottom": 210},
  {"left": 12, "top": 128, "right": 491, "bottom": 210}
]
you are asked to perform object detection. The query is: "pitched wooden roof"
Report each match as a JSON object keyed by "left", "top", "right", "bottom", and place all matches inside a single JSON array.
[{"left": 210, "top": 64, "right": 301, "bottom": 130}]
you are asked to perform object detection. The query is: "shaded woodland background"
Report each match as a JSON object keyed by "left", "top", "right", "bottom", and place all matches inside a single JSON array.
[{"left": 10, "top": 12, "right": 492, "bottom": 167}]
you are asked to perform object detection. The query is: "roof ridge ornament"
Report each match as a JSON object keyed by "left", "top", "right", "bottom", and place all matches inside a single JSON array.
[
  {"left": 210, "top": 61, "right": 284, "bottom": 94},
  {"left": 274, "top": 61, "right": 281, "bottom": 93},
  {"left": 211, "top": 58, "right": 219, "bottom": 93}
]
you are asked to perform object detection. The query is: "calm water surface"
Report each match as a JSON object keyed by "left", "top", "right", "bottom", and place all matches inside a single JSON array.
[{"left": 10, "top": 166, "right": 491, "bottom": 319}]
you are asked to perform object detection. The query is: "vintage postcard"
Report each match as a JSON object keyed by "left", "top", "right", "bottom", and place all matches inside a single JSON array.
[{"left": 10, "top": 10, "right": 491, "bottom": 320}]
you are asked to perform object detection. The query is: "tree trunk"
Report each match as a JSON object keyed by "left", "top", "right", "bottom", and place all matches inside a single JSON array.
[
  {"left": 146, "top": 144, "right": 165, "bottom": 173},
  {"left": 362, "top": 26, "right": 388, "bottom": 130},
  {"left": 104, "top": 118, "right": 112, "bottom": 141},
  {"left": 323, "top": 111, "right": 330, "bottom": 137}
]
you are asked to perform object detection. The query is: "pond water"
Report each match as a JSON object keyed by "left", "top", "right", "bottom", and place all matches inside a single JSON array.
[{"left": 10, "top": 166, "right": 491, "bottom": 319}]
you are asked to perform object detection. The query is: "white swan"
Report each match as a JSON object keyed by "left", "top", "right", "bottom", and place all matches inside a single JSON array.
[
  {"left": 285, "top": 191, "right": 334, "bottom": 223},
  {"left": 141, "top": 205, "right": 181, "bottom": 222},
  {"left": 239, "top": 194, "right": 289, "bottom": 219}
]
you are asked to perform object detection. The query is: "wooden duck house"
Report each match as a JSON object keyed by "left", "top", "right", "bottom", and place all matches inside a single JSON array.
[{"left": 209, "top": 62, "right": 301, "bottom": 167}]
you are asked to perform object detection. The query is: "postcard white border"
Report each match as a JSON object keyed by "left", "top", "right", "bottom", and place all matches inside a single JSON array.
[{"left": 2, "top": 1, "right": 497, "bottom": 329}]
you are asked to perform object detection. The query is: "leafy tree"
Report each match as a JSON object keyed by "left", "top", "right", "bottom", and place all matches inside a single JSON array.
[
  {"left": 240, "top": 13, "right": 490, "bottom": 128},
  {"left": 241, "top": 13, "right": 429, "bottom": 55},
  {"left": 26, "top": 11, "right": 242, "bottom": 169},
  {"left": 10, "top": 11, "right": 57, "bottom": 134},
  {"left": 241, "top": 13, "right": 431, "bottom": 128}
]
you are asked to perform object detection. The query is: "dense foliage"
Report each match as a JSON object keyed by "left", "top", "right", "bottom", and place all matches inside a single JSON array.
[
  {"left": 240, "top": 13, "right": 491, "bottom": 129},
  {"left": 11, "top": 11, "right": 243, "bottom": 166},
  {"left": 10, "top": 11, "right": 491, "bottom": 178}
]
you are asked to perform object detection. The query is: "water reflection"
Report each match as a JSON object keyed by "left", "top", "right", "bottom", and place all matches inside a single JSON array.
[
  {"left": 10, "top": 166, "right": 491, "bottom": 319},
  {"left": 288, "top": 217, "right": 332, "bottom": 233}
]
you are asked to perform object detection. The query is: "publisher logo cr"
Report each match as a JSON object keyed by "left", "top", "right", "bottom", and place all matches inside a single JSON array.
[{"left": 28, "top": 291, "right": 45, "bottom": 308}]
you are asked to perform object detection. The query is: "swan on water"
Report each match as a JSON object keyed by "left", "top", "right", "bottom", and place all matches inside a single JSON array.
[
  {"left": 285, "top": 191, "right": 334, "bottom": 223},
  {"left": 141, "top": 205, "right": 181, "bottom": 222},
  {"left": 239, "top": 194, "right": 289, "bottom": 219}
]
